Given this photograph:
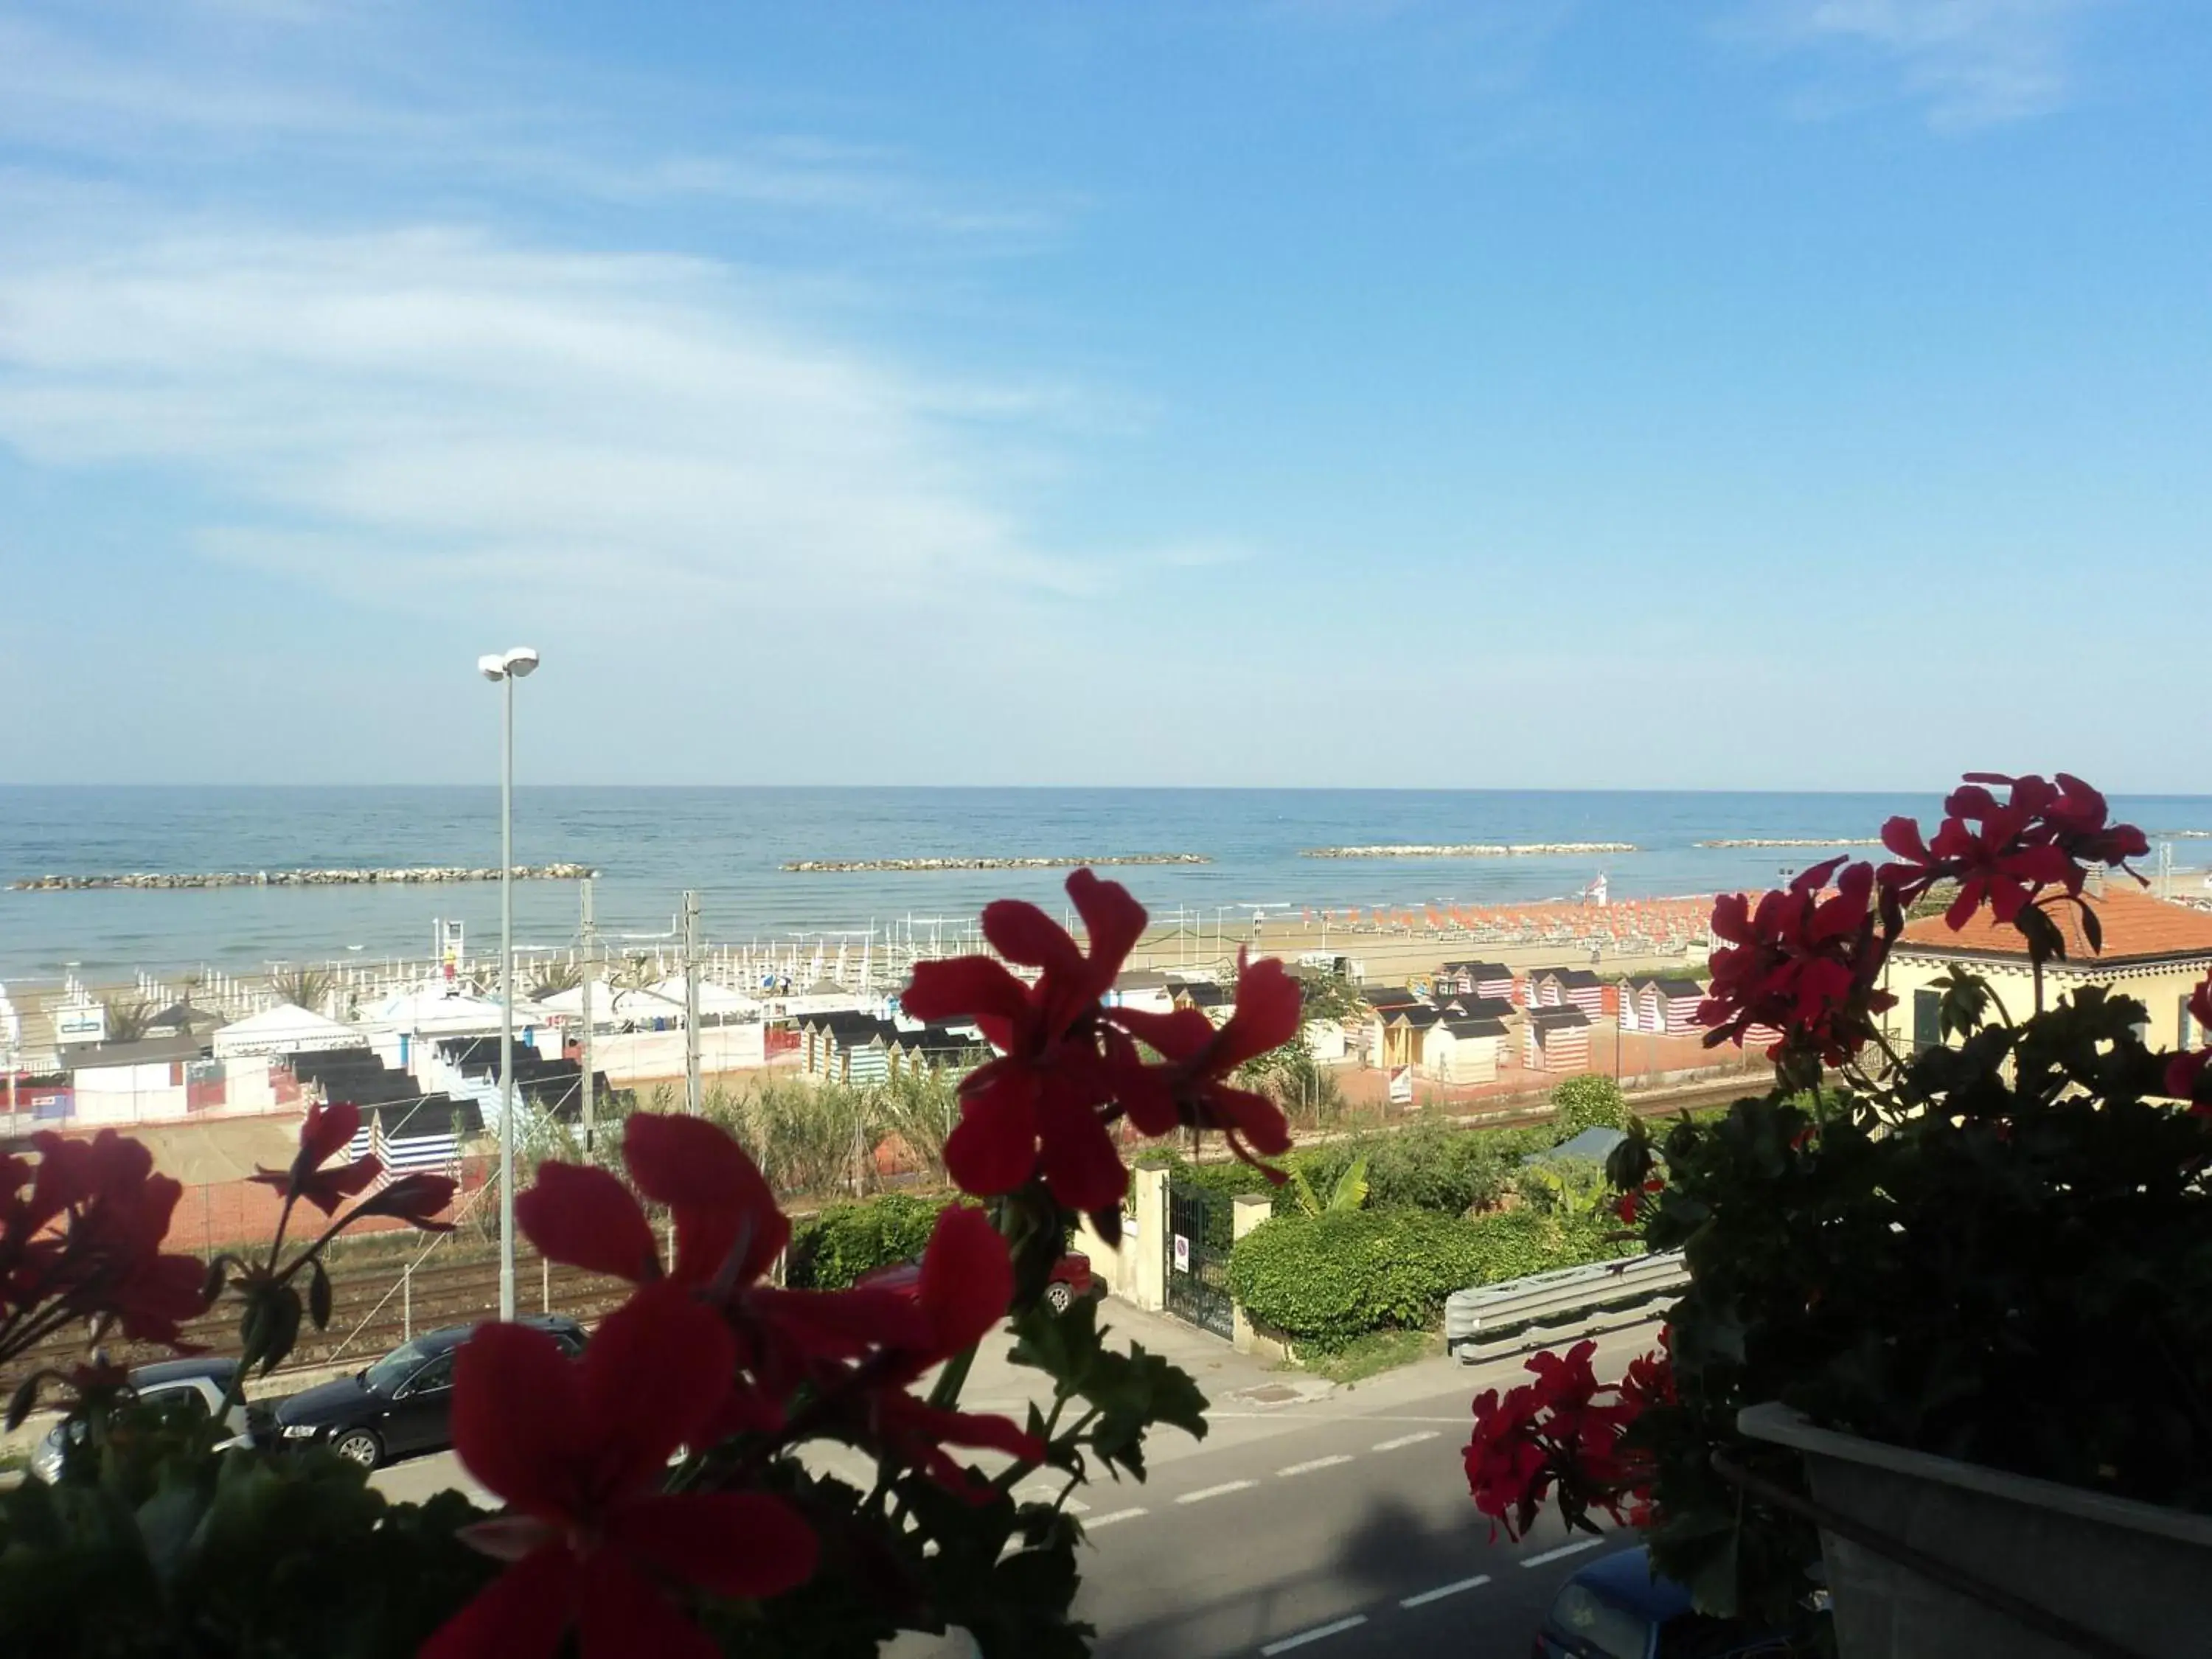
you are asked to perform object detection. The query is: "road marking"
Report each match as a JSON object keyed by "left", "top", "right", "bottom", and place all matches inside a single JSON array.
[
  {"left": 1177, "top": 1479, "right": 1259, "bottom": 1505},
  {"left": 1520, "top": 1537, "right": 1607, "bottom": 1568},
  {"left": 1371, "top": 1431, "right": 1441, "bottom": 1451},
  {"left": 1086, "top": 1507, "right": 1147, "bottom": 1528},
  {"left": 1276, "top": 1454, "right": 1355, "bottom": 1478},
  {"left": 1399, "top": 1573, "right": 1492, "bottom": 1608},
  {"left": 1259, "top": 1614, "right": 1368, "bottom": 1655}
]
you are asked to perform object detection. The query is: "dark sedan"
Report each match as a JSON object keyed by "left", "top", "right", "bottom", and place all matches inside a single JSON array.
[
  {"left": 1532, "top": 1546, "right": 1811, "bottom": 1658},
  {"left": 272, "top": 1314, "right": 586, "bottom": 1468}
]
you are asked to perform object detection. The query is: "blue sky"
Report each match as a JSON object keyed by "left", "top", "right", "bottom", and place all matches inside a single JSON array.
[{"left": 0, "top": 0, "right": 2205, "bottom": 790}]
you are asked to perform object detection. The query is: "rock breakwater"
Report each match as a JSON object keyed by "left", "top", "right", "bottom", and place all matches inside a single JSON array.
[
  {"left": 12, "top": 864, "right": 597, "bottom": 891},
  {"left": 1302, "top": 843, "right": 1638, "bottom": 859},
  {"left": 1695, "top": 838, "right": 1883, "bottom": 849},
  {"left": 782, "top": 854, "right": 1211, "bottom": 874}
]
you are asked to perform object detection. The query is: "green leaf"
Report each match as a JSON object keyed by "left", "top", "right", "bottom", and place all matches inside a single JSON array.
[
  {"left": 135, "top": 1475, "right": 209, "bottom": 1585},
  {"left": 5, "top": 1369, "right": 44, "bottom": 1433},
  {"left": 307, "top": 1258, "right": 333, "bottom": 1332}
]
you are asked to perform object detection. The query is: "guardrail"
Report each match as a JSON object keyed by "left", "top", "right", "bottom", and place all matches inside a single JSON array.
[{"left": 1445, "top": 1250, "right": 1686, "bottom": 1363}]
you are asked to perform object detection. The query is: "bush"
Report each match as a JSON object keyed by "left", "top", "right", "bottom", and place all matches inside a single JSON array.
[
  {"left": 1549, "top": 1072, "right": 1630, "bottom": 1141},
  {"left": 785, "top": 1192, "right": 954, "bottom": 1289},
  {"left": 1226, "top": 1206, "right": 1628, "bottom": 1352}
]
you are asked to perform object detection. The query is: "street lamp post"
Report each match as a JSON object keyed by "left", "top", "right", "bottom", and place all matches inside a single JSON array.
[{"left": 479, "top": 646, "right": 540, "bottom": 1322}]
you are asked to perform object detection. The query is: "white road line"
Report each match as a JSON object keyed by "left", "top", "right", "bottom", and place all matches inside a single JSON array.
[
  {"left": 1177, "top": 1479, "right": 1259, "bottom": 1505},
  {"left": 1276, "top": 1454, "right": 1356, "bottom": 1478},
  {"left": 1371, "top": 1430, "right": 1441, "bottom": 1452},
  {"left": 1399, "top": 1573, "right": 1492, "bottom": 1608},
  {"left": 1086, "top": 1507, "right": 1147, "bottom": 1528},
  {"left": 1259, "top": 1614, "right": 1368, "bottom": 1655},
  {"left": 1520, "top": 1537, "right": 1607, "bottom": 1569}
]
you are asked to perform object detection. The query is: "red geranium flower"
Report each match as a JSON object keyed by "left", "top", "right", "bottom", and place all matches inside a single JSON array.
[
  {"left": 249, "top": 1100, "right": 381, "bottom": 1217},
  {"left": 1109, "top": 950, "right": 1300, "bottom": 1172},
  {"left": 2167, "top": 975, "right": 2212, "bottom": 1111},
  {"left": 1697, "top": 860, "right": 1893, "bottom": 1063},
  {"left": 427, "top": 1284, "right": 818, "bottom": 1659},
  {"left": 4, "top": 1132, "right": 209, "bottom": 1351},
  {"left": 1464, "top": 1340, "right": 1641, "bottom": 1543},
  {"left": 1880, "top": 773, "right": 2148, "bottom": 933},
  {"left": 900, "top": 869, "right": 1148, "bottom": 1211}
]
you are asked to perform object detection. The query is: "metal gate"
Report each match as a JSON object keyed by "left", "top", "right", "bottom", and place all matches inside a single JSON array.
[{"left": 1164, "top": 1178, "right": 1235, "bottom": 1340}]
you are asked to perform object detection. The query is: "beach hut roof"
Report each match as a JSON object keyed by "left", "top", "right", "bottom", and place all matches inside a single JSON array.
[
  {"left": 1444, "top": 1018, "right": 1509, "bottom": 1039},
  {"left": 1361, "top": 986, "right": 1422, "bottom": 1008},
  {"left": 1649, "top": 978, "right": 1704, "bottom": 998},
  {"left": 1528, "top": 1005, "right": 1591, "bottom": 1030},
  {"left": 213, "top": 1003, "right": 367, "bottom": 1059}
]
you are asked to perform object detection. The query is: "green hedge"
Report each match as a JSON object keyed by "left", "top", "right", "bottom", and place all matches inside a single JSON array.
[
  {"left": 786, "top": 1193, "right": 959, "bottom": 1289},
  {"left": 1225, "top": 1207, "right": 1630, "bottom": 1352},
  {"left": 1549, "top": 1073, "right": 1631, "bottom": 1140}
]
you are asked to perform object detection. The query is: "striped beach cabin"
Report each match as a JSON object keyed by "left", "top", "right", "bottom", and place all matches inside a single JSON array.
[
  {"left": 886, "top": 1024, "right": 984, "bottom": 1079},
  {"left": 1635, "top": 978, "right": 1706, "bottom": 1035},
  {"left": 1426, "top": 1016, "right": 1509, "bottom": 1084},
  {"left": 1434, "top": 960, "right": 1512, "bottom": 1000},
  {"left": 347, "top": 1095, "right": 478, "bottom": 1177},
  {"left": 1554, "top": 970, "right": 1605, "bottom": 1023},
  {"left": 1524, "top": 1006, "right": 1593, "bottom": 1071},
  {"left": 799, "top": 1011, "right": 898, "bottom": 1085}
]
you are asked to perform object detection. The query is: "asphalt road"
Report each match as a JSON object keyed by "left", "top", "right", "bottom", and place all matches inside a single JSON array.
[{"left": 369, "top": 1306, "right": 1663, "bottom": 1659}]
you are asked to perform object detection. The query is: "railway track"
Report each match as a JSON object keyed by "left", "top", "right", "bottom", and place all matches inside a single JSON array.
[{"left": 12, "top": 1245, "right": 633, "bottom": 1385}]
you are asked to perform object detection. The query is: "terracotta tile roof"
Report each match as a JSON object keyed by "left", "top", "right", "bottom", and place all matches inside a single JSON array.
[{"left": 1897, "top": 887, "right": 2212, "bottom": 964}]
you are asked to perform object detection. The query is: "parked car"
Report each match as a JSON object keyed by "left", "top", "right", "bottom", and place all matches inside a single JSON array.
[
  {"left": 1532, "top": 1546, "right": 1808, "bottom": 1659},
  {"left": 857, "top": 1250, "right": 1098, "bottom": 1314},
  {"left": 28, "top": 1357, "right": 254, "bottom": 1484},
  {"left": 271, "top": 1313, "right": 586, "bottom": 1469}
]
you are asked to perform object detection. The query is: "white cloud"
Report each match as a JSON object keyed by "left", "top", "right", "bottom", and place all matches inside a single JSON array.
[
  {"left": 0, "top": 228, "right": 1093, "bottom": 620},
  {"left": 1741, "top": 0, "right": 2106, "bottom": 128}
]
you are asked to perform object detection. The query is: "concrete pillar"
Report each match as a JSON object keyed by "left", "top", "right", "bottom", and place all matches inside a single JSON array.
[
  {"left": 1229, "top": 1191, "right": 1278, "bottom": 1357},
  {"left": 1129, "top": 1164, "right": 1170, "bottom": 1312}
]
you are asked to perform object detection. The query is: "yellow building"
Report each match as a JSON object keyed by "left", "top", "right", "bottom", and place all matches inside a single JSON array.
[{"left": 1880, "top": 884, "right": 2212, "bottom": 1060}]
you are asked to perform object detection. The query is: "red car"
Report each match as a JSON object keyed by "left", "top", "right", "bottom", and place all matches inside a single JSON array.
[{"left": 857, "top": 1251, "right": 1097, "bottom": 1314}]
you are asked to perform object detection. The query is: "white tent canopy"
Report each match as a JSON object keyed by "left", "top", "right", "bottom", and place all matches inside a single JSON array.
[
  {"left": 534, "top": 980, "right": 620, "bottom": 1019},
  {"left": 641, "top": 975, "right": 762, "bottom": 1019},
  {"left": 366, "top": 985, "right": 542, "bottom": 1037},
  {"left": 212, "top": 1003, "right": 367, "bottom": 1060}
]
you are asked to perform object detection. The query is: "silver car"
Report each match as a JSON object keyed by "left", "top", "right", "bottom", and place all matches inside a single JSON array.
[{"left": 28, "top": 1357, "right": 254, "bottom": 1484}]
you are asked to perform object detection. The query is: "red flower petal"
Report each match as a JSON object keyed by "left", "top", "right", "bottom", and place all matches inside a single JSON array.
[
  {"left": 1209, "top": 953, "right": 1304, "bottom": 1071},
  {"left": 981, "top": 898, "right": 1084, "bottom": 978},
  {"left": 575, "top": 1550, "right": 720, "bottom": 1659},
  {"left": 420, "top": 1544, "right": 576, "bottom": 1659},
  {"left": 901, "top": 955, "right": 1033, "bottom": 1026},
  {"left": 580, "top": 1283, "right": 739, "bottom": 1484},
  {"left": 1879, "top": 815, "right": 1932, "bottom": 863},
  {"left": 1066, "top": 868, "right": 1148, "bottom": 991},
  {"left": 299, "top": 1099, "right": 361, "bottom": 1170},
  {"left": 1035, "top": 1099, "right": 1130, "bottom": 1213},
  {"left": 623, "top": 1113, "right": 790, "bottom": 1283},
  {"left": 517, "top": 1163, "right": 659, "bottom": 1283},
  {"left": 350, "top": 1170, "right": 458, "bottom": 1231},
  {"left": 942, "top": 1071, "right": 1042, "bottom": 1196},
  {"left": 451, "top": 1322, "right": 585, "bottom": 1517},
  {"left": 917, "top": 1203, "right": 1013, "bottom": 1355},
  {"left": 605, "top": 1491, "right": 818, "bottom": 1599}
]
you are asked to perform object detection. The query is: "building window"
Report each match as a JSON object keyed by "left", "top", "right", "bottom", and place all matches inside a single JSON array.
[
  {"left": 2185, "top": 993, "right": 2199, "bottom": 1052},
  {"left": 1912, "top": 990, "right": 1941, "bottom": 1054}
]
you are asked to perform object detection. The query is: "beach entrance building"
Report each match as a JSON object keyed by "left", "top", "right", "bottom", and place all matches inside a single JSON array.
[{"left": 1879, "top": 884, "right": 2212, "bottom": 1061}]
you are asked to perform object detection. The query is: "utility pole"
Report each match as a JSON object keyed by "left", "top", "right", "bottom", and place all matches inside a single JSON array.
[
  {"left": 579, "top": 877, "right": 596, "bottom": 1157},
  {"left": 683, "top": 890, "right": 702, "bottom": 1115}
]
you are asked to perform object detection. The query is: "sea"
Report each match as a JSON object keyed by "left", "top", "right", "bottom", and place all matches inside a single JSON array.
[{"left": 2, "top": 785, "right": 2210, "bottom": 984}]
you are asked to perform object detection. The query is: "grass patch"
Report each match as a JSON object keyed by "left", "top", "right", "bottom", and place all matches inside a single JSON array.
[{"left": 1294, "top": 1327, "right": 1440, "bottom": 1385}]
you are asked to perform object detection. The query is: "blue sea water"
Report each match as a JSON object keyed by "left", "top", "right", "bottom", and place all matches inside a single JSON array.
[{"left": 1, "top": 786, "right": 2208, "bottom": 981}]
